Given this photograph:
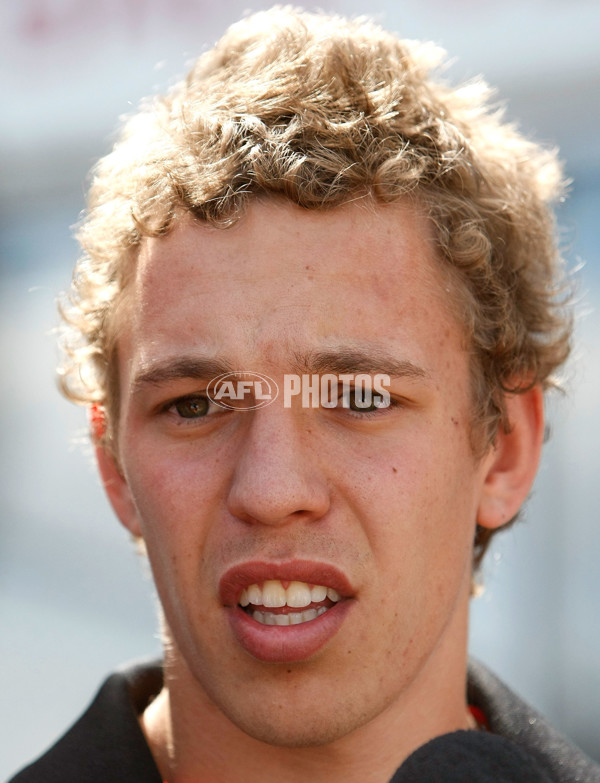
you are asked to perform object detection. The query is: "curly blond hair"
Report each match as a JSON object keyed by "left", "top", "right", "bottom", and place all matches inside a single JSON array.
[{"left": 59, "top": 7, "right": 572, "bottom": 567}]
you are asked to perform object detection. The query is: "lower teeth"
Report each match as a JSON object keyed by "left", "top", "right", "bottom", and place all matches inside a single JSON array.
[{"left": 252, "top": 606, "right": 328, "bottom": 626}]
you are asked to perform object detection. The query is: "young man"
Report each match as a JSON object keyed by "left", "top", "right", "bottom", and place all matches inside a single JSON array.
[{"left": 9, "top": 8, "right": 599, "bottom": 783}]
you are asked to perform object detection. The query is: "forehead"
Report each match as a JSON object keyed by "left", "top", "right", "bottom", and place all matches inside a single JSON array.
[{"left": 120, "top": 198, "right": 464, "bottom": 376}]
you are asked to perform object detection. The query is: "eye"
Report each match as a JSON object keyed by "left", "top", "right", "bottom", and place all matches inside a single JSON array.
[
  {"left": 339, "top": 386, "right": 391, "bottom": 414},
  {"left": 171, "top": 395, "right": 213, "bottom": 419},
  {"left": 347, "top": 390, "right": 389, "bottom": 413}
]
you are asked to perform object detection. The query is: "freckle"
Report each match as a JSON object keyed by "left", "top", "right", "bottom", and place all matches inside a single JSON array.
[{"left": 286, "top": 669, "right": 292, "bottom": 674}]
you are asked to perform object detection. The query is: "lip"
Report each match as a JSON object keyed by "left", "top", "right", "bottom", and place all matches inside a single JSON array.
[
  {"left": 219, "top": 560, "right": 355, "bottom": 663},
  {"left": 219, "top": 559, "right": 355, "bottom": 605}
]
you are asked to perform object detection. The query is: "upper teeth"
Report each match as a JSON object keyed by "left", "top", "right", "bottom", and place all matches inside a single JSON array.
[{"left": 239, "top": 580, "right": 341, "bottom": 609}]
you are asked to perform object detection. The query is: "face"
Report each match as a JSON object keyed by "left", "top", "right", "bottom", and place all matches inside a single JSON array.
[{"left": 104, "top": 198, "right": 496, "bottom": 747}]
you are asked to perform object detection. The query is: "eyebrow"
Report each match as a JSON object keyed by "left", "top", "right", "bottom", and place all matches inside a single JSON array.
[
  {"left": 130, "top": 347, "right": 430, "bottom": 394},
  {"left": 131, "top": 357, "right": 235, "bottom": 394},
  {"left": 292, "top": 347, "right": 430, "bottom": 380}
]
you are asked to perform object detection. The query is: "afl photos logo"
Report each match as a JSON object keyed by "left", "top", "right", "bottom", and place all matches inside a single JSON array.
[{"left": 206, "top": 372, "right": 279, "bottom": 411}]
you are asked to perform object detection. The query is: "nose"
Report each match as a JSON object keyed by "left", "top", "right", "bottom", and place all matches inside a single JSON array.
[{"left": 226, "top": 408, "right": 331, "bottom": 527}]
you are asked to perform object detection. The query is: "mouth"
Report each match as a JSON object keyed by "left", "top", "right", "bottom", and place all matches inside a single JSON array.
[
  {"left": 219, "top": 561, "right": 354, "bottom": 663},
  {"left": 239, "top": 579, "right": 342, "bottom": 626}
]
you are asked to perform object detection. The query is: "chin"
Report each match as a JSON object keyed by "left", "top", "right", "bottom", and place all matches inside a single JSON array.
[
  {"left": 237, "top": 715, "right": 359, "bottom": 749},
  {"left": 224, "top": 693, "right": 375, "bottom": 749}
]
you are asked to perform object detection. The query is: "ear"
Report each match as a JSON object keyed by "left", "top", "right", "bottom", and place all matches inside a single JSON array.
[
  {"left": 95, "top": 443, "right": 143, "bottom": 539},
  {"left": 477, "top": 385, "right": 545, "bottom": 530}
]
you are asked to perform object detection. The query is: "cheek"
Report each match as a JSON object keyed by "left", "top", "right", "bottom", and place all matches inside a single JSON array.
[
  {"left": 124, "top": 439, "right": 224, "bottom": 516},
  {"left": 121, "top": 450, "right": 222, "bottom": 634},
  {"left": 346, "top": 433, "right": 478, "bottom": 595},
  {"left": 119, "top": 453, "right": 212, "bottom": 580},
  {"left": 345, "top": 429, "right": 475, "bottom": 532}
]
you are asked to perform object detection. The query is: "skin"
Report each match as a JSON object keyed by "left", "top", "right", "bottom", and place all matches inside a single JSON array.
[{"left": 97, "top": 197, "right": 544, "bottom": 783}]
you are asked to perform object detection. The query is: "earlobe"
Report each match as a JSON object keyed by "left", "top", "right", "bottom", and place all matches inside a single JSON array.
[
  {"left": 95, "top": 444, "right": 143, "bottom": 539},
  {"left": 477, "top": 385, "right": 545, "bottom": 530}
]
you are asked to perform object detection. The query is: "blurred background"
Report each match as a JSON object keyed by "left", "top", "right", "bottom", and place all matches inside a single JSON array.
[{"left": 1, "top": 0, "right": 599, "bottom": 775}]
